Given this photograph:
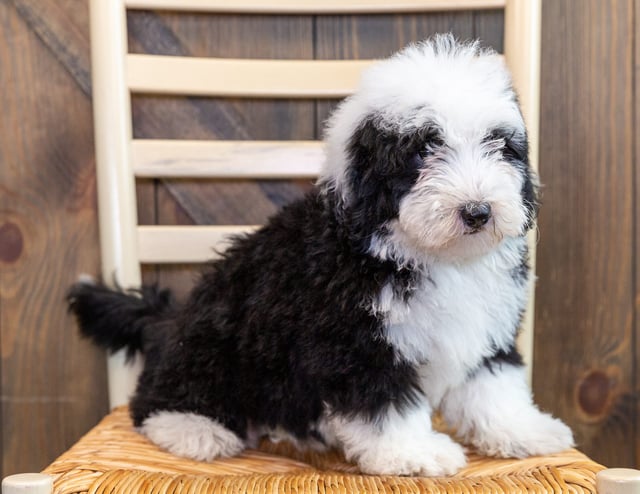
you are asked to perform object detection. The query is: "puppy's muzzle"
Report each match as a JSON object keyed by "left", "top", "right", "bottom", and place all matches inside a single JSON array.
[{"left": 460, "top": 202, "right": 492, "bottom": 230}]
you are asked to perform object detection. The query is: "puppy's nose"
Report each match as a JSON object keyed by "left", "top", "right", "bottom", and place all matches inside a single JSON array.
[{"left": 461, "top": 202, "right": 492, "bottom": 229}]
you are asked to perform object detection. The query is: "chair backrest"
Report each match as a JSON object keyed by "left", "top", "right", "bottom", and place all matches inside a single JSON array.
[{"left": 89, "top": 0, "right": 541, "bottom": 409}]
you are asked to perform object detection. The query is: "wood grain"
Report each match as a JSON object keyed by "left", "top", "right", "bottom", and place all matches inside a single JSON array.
[
  {"left": 635, "top": 0, "right": 640, "bottom": 471},
  {"left": 473, "top": 9, "right": 503, "bottom": 51},
  {"left": 534, "top": 0, "right": 635, "bottom": 468},
  {"left": 8, "top": 0, "right": 92, "bottom": 96},
  {"left": 137, "top": 179, "right": 158, "bottom": 287},
  {"left": 127, "top": 55, "right": 372, "bottom": 98},
  {"left": 124, "top": 0, "right": 508, "bottom": 13},
  {"left": 0, "top": 0, "right": 108, "bottom": 477}
]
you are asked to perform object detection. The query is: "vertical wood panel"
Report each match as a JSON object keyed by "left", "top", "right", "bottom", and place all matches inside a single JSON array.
[
  {"left": 473, "top": 10, "right": 503, "bottom": 51},
  {"left": 534, "top": 0, "right": 635, "bottom": 467},
  {"left": 0, "top": 1, "right": 108, "bottom": 477},
  {"left": 137, "top": 179, "right": 158, "bottom": 287},
  {"left": 634, "top": 0, "right": 640, "bottom": 470},
  {"left": 8, "top": 0, "right": 92, "bottom": 96}
]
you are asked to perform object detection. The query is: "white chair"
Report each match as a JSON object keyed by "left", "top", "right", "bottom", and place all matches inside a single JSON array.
[{"left": 5, "top": 1, "right": 635, "bottom": 493}]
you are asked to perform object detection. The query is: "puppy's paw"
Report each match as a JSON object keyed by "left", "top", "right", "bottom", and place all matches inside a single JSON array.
[
  {"left": 140, "top": 411, "right": 245, "bottom": 462},
  {"left": 470, "top": 411, "right": 574, "bottom": 458},
  {"left": 357, "top": 431, "right": 467, "bottom": 477}
]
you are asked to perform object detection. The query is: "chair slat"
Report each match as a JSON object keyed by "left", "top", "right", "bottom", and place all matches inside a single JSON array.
[
  {"left": 127, "top": 55, "right": 372, "bottom": 98},
  {"left": 138, "top": 225, "right": 259, "bottom": 264},
  {"left": 125, "top": 0, "right": 505, "bottom": 13},
  {"left": 132, "top": 140, "right": 323, "bottom": 179}
]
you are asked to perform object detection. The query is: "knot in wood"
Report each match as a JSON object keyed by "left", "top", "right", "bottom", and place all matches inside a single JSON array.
[
  {"left": 0, "top": 221, "right": 23, "bottom": 263},
  {"left": 577, "top": 369, "right": 613, "bottom": 420}
]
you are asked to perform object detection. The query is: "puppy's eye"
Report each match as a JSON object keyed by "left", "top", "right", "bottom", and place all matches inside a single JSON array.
[
  {"left": 418, "top": 147, "right": 435, "bottom": 159},
  {"left": 417, "top": 138, "right": 443, "bottom": 159},
  {"left": 410, "top": 145, "right": 436, "bottom": 171},
  {"left": 486, "top": 129, "right": 526, "bottom": 161}
]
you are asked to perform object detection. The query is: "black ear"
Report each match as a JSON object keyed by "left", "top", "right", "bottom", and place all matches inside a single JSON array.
[
  {"left": 521, "top": 166, "right": 540, "bottom": 230},
  {"left": 507, "top": 133, "right": 539, "bottom": 230},
  {"left": 341, "top": 116, "right": 437, "bottom": 244},
  {"left": 487, "top": 127, "right": 539, "bottom": 230}
]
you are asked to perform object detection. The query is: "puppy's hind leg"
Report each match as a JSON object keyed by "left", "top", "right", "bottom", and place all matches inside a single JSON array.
[
  {"left": 139, "top": 410, "right": 245, "bottom": 462},
  {"left": 328, "top": 400, "right": 466, "bottom": 476},
  {"left": 440, "top": 363, "right": 574, "bottom": 458}
]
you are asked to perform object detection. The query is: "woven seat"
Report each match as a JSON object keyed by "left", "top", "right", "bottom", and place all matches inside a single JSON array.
[{"left": 43, "top": 407, "right": 604, "bottom": 494}]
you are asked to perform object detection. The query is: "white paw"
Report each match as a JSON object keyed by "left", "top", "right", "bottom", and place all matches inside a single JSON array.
[
  {"left": 470, "top": 411, "right": 574, "bottom": 458},
  {"left": 140, "top": 411, "right": 245, "bottom": 461},
  {"left": 356, "top": 431, "right": 467, "bottom": 477}
]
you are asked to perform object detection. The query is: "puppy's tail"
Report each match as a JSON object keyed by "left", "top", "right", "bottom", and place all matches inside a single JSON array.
[{"left": 67, "top": 279, "right": 176, "bottom": 360}]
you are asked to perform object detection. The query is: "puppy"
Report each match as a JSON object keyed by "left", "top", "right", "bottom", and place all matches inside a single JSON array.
[{"left": 69, "top": 35, "right": 574, "bottom": 477}]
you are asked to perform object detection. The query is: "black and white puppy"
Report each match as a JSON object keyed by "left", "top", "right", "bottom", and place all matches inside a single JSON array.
[{"left": 69, "top": 35, "right": 574, "bottom": 477}]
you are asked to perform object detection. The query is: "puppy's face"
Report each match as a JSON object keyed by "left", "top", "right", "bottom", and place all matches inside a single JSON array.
[{"left": 321, "top": 37, "right": 538, "bottom": 263}]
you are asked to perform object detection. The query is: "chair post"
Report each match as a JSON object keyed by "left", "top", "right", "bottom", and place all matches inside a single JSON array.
[
  {"left": 597, "top": 469, "right": 640, "bottom": 494},
  {"left": 504, "top": 0, "right": 542, "bottom": 385},
  {"left": 89, "top": 0, "right": 143, "bottom": 408},
  {"left": 2, "top": 474, "right": 53, "bottom": 494}
]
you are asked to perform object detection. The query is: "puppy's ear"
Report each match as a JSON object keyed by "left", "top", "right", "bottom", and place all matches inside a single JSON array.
[
  {"left": 497, "top": 127, "right": 539, "bottom": 230},
  {"left": 521, "top": 166, "right": 540, "bottom": 230},
  {"left": 348, "top": 118, "right": 419, "bottom": 191},
  {"left": 340, "top": 117, "right": 423, "bottom": 242},
  {"left": 508, "top": 133, "right": 539, "bottom": 230}
]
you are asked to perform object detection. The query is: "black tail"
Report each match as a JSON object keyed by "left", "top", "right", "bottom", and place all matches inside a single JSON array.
[{"left": 67, "top": 280, "right": 176, "bottom": 360}]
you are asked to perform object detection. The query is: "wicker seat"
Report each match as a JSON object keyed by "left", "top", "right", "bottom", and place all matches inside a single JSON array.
[{"left": 44, "top": 407, "right": 604, "bottom": 494}]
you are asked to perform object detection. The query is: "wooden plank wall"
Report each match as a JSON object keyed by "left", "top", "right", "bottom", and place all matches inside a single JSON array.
[
  {"left": 0, "top": 0, "right": 637, "bottom": 478},
  {"left": 534, "top": 0, "right": 636, "bottom": 468},
  {"left": 0, "top": 0, "right": 108, "bottom": 477},
  {"left": 635, "top": 0, "right": 640, "bottom": 470}
]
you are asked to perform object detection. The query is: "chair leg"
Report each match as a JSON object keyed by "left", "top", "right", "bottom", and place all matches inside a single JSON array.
[
  {"left": 2, "top": 473, "right": 53, "bottom": 494},
  {"left": 596, "top": 468, "right": 640, "bottom": 494}
]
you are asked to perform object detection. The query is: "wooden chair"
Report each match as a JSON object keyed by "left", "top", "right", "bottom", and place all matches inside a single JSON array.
[{"left": 3, "top": 1, "right": 638, "bottom": 493}]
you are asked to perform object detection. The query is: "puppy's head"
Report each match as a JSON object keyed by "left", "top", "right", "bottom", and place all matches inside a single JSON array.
[{"left": 320, "top": 35, "right": 538, "bottom": 263}]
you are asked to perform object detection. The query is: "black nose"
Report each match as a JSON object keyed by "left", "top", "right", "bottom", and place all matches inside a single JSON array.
[{"left": 461, "top": 202, "right": 492, "bottom": 229}]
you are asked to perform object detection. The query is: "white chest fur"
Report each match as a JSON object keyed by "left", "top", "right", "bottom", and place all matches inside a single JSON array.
[{"left": 375, "top": 237, "right": 530, "bottom": 406}]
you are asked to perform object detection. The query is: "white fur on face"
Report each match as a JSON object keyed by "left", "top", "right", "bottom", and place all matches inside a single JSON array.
[
  {"left": 440, "top": 365, "right": 574, "bottom": 458},
  {"left": 140, "top": 411, "right": 244, "bottom": 461},
  {"left": 327, "top": 401, "right": 466, "bottom": 476},
  {"left": 320, "top": 35, "right": 531, "bottom": 264},
  {"left": 394, "top": 143, "right": 527, "bottom": 261},
  {"left": 368, "top": 146, "right": 528, "bottom": 264}
]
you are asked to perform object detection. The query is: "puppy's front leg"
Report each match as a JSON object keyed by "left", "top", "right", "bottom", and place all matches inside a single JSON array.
[
  {"left": 329, "top": 400, "right": 466, "bottom": 476},
  {"left": 440, "top": 364, "right": 574, "bottom": 458}
]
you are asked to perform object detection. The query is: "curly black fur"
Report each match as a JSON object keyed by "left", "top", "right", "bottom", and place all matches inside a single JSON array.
[
  {"left": 67, "top": 282, "right": 176, "bottom": 360},
  {"left": 69, "top": 191, "right": 425, "bottom": 440}
]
